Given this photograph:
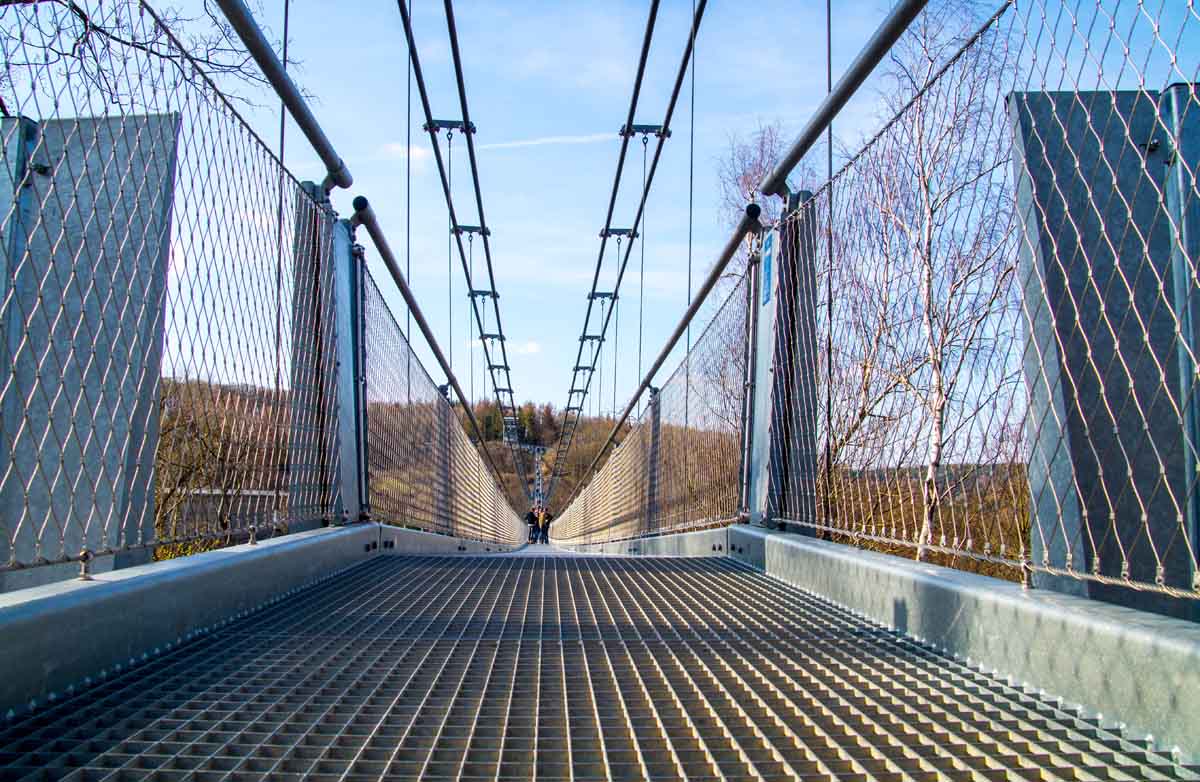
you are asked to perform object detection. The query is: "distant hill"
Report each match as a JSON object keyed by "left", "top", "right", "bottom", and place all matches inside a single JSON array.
[{"left": 461, "top": 400, "right": 628, "bottom": 515}]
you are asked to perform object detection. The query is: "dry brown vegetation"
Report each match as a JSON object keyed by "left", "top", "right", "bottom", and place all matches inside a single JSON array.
[{"left": 153, "top": 378, "right": 322, "bottom": 559}]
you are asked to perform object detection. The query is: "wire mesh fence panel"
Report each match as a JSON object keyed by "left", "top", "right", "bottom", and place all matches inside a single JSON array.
[
  {"left": 0, "top": 0, "right": 341, "bottom": 579},
  {"left": 362, "top": 269, "right": 521, "bottom": 545},
  {"left": 555, "top": 272, "right": 750, "bottom": 544},
  {"left": 770, "top": 0, "right": 1200, "bottom": 609}
]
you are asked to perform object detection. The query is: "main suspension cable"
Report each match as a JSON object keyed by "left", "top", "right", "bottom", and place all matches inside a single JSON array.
[
  {"left": 546, "top": 0, "right": 708, "bottom": 504},
  {"left": 393, "top": 0, "right": 531, "bottom": 498}
]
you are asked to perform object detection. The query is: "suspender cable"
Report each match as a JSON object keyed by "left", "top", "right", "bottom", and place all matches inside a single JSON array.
[
  {"left": 542, "top": 0, "right": 659, "bottom": 504},
  {"left": 447, "top": 130, "right": 454, "bottom": 373},
  {"left": 637, "top": 135, "right": 647, "bottom": 416},
  {"left": 684, "top": 0, "right": 696, "bottom": 508},
  {"left": 469, "top": 233, "right": 475, "bottom": 404},
  {"left": 405, "top": 0, "right": 413, "bottom": 393},
  {"left": 214, "top": 0, "right": 351, "bottom": 190},
  {"left": 758, "top": 0, "right": 928, "bottom": 196},
  {"left": 443, "top": 0, "right": 531, "bottom": 495},
  {"left": 612, "top": 235, "right": 622, "bottom": 418},
  {"left": 546, "top": 0, "right": 708, "bottom": 504},
  {"left": 597, "top": 299, "right": 605, "bottom": 419},
  {"left": 614, "top": 289, "right": 624, "bottom": 417},
  {"left": 823, "top": 0, "right": 834, "bottom": 526},
  {"left": 272, "top": 0, "right": 291, "bottom": 517}
]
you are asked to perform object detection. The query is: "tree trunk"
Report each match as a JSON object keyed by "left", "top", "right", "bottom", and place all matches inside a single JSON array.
[{"left": 917, "top": 193, "right": 943, "bottom": 560}]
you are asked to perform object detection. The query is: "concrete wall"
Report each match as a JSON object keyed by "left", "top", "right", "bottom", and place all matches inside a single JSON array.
[{"left": 729, "top": 525, "right": 1200, "bottom": 759}]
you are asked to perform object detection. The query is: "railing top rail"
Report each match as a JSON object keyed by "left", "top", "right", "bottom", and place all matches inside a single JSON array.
[{"left": 213, "top": 0, "right": 352, "bottom": 192}]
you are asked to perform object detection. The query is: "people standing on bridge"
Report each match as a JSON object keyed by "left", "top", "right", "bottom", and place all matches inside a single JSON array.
[
  {"left": 525, "top": 507, "right": 539, "bottom": 544},
  {"left": 539, "top": 510, "right": 553, "bottom": 545}
]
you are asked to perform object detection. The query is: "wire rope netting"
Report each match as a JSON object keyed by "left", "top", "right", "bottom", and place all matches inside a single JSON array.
[
  {"left": 0, "top": 0, "right": 341, "bottom": 578},
  {"left": 772, "top": 0, "right": 1200, "bottom": 602},
  {"left": 554, "top": 272, "right": 750, "bottom": 545},
  {"left": 362, "top": 270, "right": 521, "bottom": 545}
]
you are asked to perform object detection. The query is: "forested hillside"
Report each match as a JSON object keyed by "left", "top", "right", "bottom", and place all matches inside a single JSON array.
[{"left": 463, "top": 400, "right": 628, "bottom": 515}]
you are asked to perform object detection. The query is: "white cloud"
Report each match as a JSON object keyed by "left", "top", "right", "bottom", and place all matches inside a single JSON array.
[
  {"left": 477, "top": 134, "right": 615, "bottom": 151},
  {"left": 512, "top": 340, "right": 542, "bottom": 355},
  {"left": 379, "top": 142, "right": 432, "bottom": 161},
  {"left": 461, "top": 338, "right": 540, "bottom": 358}
]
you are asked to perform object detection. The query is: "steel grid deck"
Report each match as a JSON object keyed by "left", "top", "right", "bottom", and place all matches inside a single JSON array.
[{"left": 1, "top": 554, "right": 1195, "bottom": 782}]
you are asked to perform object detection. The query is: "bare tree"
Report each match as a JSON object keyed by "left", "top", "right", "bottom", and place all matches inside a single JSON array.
[
  {"left": 718, "top": 120, "right": 787, "bottom": 228},
  {"left": 714, "top": 119, "right": 822, "bottom": 279},
  {"left": 862, "top": 1, "right": 1019, "bottom": 557},
  {"left": 824, "top": 197, "right": 926, "bottom": 471},
  {"left": 0, "top": 0, "right": 292, "bottom": 115}
]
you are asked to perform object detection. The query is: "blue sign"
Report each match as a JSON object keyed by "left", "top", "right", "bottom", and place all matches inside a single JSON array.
[{"left": 761, "top": 229, "right": 777, "bottom": 306}]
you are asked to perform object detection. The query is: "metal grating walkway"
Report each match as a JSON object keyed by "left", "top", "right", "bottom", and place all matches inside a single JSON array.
[{"left": 1, "top": 554, "right": 1195, "bottom": 781}]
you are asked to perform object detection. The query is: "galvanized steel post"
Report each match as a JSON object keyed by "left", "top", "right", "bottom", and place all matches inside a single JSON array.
[
  {"left": 746, "top": 192, "right": 819, "bottom": 528},
  {"left": 644, "top": 387, "right": 661, "bottom": 533},
  {"left": 330, "top": 219, "right": 362, "bottom": 523},
  {"left": 353, "top": 243, "right": 371, "bottom": 520},
  {"left": 738, "top": 249, "right": 761, "bottom": 517}
]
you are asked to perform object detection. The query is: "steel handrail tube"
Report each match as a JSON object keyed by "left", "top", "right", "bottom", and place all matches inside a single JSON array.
[
  {"left": 561, "top": 203, "right": 762, "bottom": 510},
  {"left": 214, "top": 0, "right": 352, "bottom": 191},
  {"left": 758, "top": 0, "right": 927, "bottom": 197}
]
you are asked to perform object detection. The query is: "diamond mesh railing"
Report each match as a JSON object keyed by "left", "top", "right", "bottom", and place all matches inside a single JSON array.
[
  {"left": 0, "top": 0, "right": 341, "bottom": 577},
  {"left": 770, "top": 0, "right": 1200, "bottom": 602},
  {"left": 553, "top": 273, "right": 750, "bottom": 545},
  {"left": 362, "top": 269, "right": 522, "bottom": 545}
]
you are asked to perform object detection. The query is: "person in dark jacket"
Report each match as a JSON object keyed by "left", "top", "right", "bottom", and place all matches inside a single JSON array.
[
  {"left": 538, "top": 510, "right": 553, "bottom": 545},
  {"left": 524, "top": 508, "right": 539, "bottom": 544}
]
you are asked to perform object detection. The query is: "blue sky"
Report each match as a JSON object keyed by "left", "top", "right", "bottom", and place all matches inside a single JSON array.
[{"left": 234, "top": 0, "right": 909, "bottom": 409}]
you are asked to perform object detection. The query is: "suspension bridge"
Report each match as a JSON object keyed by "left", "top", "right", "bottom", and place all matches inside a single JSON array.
[{"left": 0, "top": 0, "right": 1199, "bottom": 779}]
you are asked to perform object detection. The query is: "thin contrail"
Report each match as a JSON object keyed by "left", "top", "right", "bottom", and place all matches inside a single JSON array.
[{"left": 477, "top": 133, "right": 614, "bottom": 151}]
